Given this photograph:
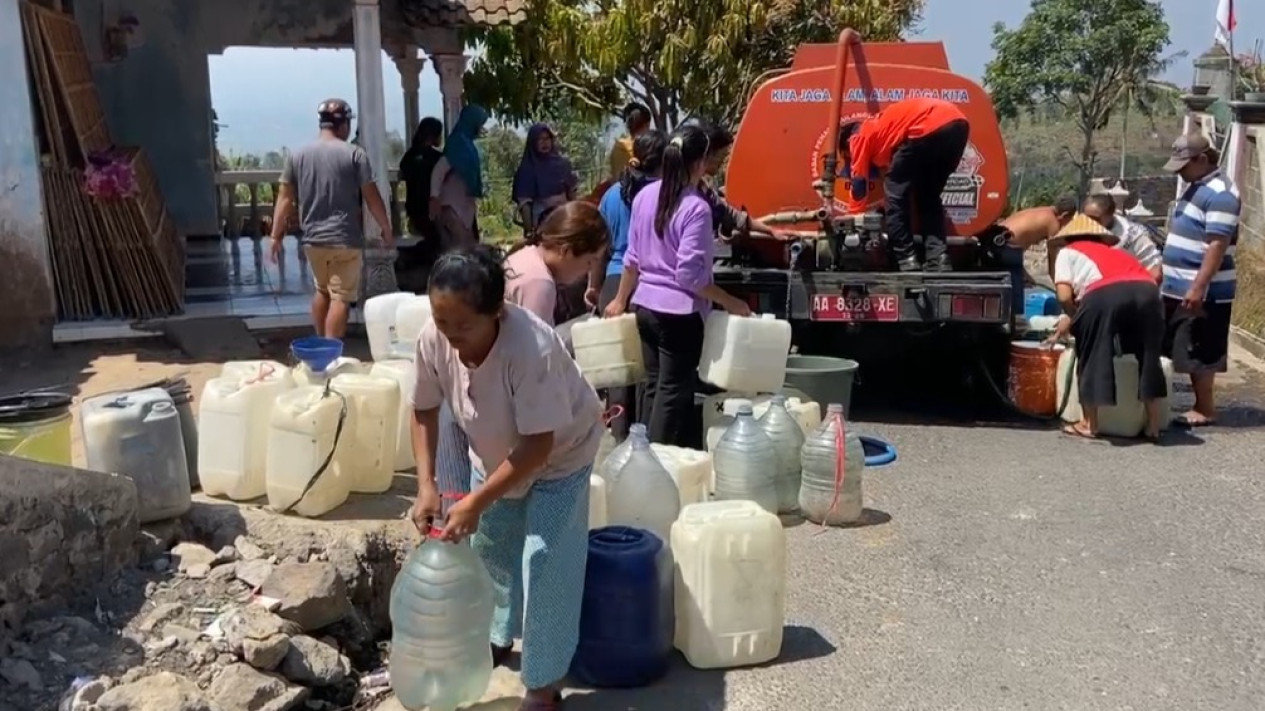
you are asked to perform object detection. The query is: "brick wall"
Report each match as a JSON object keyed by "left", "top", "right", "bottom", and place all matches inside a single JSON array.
[{"left": 1235, "top": 130, "right": 1265, "bottom": 338}]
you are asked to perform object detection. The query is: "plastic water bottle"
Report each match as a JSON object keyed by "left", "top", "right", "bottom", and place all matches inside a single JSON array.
[
  {"left": 389, "top": 532, "right": 495, "bottom": 711},
  {"left": 605, "top": 427, "right": 681, "bottom": 544},
  {"left": 712, "top": 401, "right": 779, "bottom": 513},
  {"left": 757, "top": 395, "right": 805, "bottom": 514},
  {"left": 799, "top": 403, "right": 865, "bottom": 526}
]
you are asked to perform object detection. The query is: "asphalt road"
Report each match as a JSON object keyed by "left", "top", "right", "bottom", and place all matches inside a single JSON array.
[{"left": 555, "top": 346, "right": 1265, "bottom": 711}]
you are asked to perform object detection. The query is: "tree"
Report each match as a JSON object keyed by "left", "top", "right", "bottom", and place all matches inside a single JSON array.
[
  {"left": 464, "top": 0, "right": 923, "bottom": 129},
  {"left": 983, "top": 0, "right": 1171, "bottom": 196}
]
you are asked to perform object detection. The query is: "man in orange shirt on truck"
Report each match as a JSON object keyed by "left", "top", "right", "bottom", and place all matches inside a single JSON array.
[{"left": 838, "top": 97, "right": 970, "bottom": 272}]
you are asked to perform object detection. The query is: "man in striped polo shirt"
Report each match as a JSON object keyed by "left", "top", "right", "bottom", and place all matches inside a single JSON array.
[{"left": 1160, "top": 133, "right": 1240, "bottom": 428}]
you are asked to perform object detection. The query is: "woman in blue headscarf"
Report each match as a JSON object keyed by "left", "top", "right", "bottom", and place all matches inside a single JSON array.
[
  {"left": 512, "top": 123, "right": 578, "bottom": 233},
  {"left": 429, "top": 105, "right": 490, "bottom": 250}
]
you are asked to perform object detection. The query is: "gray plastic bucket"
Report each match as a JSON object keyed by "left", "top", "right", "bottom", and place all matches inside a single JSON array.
[{"left": 783, "top": 356, "right": 860, "bottom": 419}]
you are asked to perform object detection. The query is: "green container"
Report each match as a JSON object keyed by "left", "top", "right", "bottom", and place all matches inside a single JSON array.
[
  {"left": 0, "top": 391, "right": 74, "bottom": 466},
  {"left": 782, "top": 356, "right": 860, "bottom": 419}
]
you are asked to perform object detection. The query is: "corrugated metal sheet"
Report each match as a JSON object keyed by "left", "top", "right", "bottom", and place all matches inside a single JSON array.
[{"left": 398, "top": 0, "right": 528, "bottom": 27}]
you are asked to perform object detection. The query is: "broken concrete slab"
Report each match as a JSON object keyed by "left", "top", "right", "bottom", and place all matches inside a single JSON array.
[
  {"left": 97, "top": 671, "right": 221, "bottom": 711},
  {"left": 0, "top": 454, "right": 138, "bottom": 637}
]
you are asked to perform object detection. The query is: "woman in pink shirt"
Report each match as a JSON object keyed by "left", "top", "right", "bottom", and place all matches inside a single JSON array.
[
  {"left": 409, "top": 245, "right": 602, "bottom": 710},
  {"left": 503, "top": 201, "right": 609, "bottom": 324},
  {"left": 605, "top": 125, "right": 750, "bottom": 445}
]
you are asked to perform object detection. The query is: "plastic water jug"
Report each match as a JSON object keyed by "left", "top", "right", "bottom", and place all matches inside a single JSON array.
[
  {"left": 589, "top": 474, "right": 609, "bottom": 530},
  {"left": 293, "top": 357, "right": 365, "bottom": 387},
  {"left": 80, "top": 387, "right": 191, "bottom": 524},
  {"left": 605, "top": 425, "right": 682, "bottom": 544},
  {"left": 698, "top": 312, "right": 793, "bottom": 393},
  {"left": 364, "top": 292, "right": 416, "bottom": 362},
  {"left": 393, "top": 295, "right": 434, "bottom": 360},
  {"left": 595, "top": 427, "right": 617, "bottom": 474},
  {"left": 758, "top": 395, "right": 805, "bottom": 514},
  {"left": 368, "top": 360, "right": 417, "bottom": 472},
  {"left": 712, "top": 402, "right": 779, "bottom": 513},
  {"left": 701, "top": 390, "right": 817, "bottom": 436},
  {"left": 265, "top": 386, "right": 351, "bottom": 517},
  {"left": 330, "top": 373, "right": 401, "bottom": 493},
  {"left": 597, "top": 423, "right": 639, "bottom": 483},
  {"left": 220, "top": 360, "right": 293, "bottom": 386},
  {"left": 572, "top": 314, "right": 645, "bottom": 389},
  {"left": 799, "top": 403, "right": 865, "bottom": 526},
  {"left": 1057, "top": 349, "right": 1176, "bottom": 437},
  {"left": 670, "top": 500, "right": 786, "bottom": 669},
  {"left": 571, "top": 527, "right": 670, "bottom": 687},
  {"left": 390, "top": 534, "right": 495, "bottom": 711},
  {"left": 0, "top": 392, "right": 73, "bottom": 466},
  {"left": 649, "top": 444, "right": 711, "bottom": 507},
  {"left": 198, "top": 369, "right": 293, "bottom": 500}
]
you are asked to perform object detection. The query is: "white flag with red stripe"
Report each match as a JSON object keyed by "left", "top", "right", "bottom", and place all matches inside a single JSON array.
[{"left": 1215, "top": 0, "right": 1236, "bottom": 48}]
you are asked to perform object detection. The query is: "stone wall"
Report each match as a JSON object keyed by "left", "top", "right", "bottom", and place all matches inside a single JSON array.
[
  {"left": 1234, "top": 129, "right": 1265, "bottom": 338},
  {"left": 0, "top": 455, "right": 139, "bottom": 639}
]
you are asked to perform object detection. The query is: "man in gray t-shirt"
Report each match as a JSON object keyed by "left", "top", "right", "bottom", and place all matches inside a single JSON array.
[{"left": 269, "top": 98, "right": 395, "bottom": 338}]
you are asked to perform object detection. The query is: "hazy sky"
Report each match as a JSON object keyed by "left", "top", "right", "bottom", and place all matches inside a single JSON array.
[{"left": 211, "top": 0, "right": 1264, "bottom": 154}]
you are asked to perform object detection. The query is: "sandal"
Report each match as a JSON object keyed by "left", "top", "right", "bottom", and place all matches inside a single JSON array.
[
  {"left": 1061, "top": 423, "right": 1098, "bottom": 440},
  {"left": 1172, "top": 414, "right": 1216, "bottom": 428},
  {"left": 517, "top": 690, "right": 563, "bottom": 710}
]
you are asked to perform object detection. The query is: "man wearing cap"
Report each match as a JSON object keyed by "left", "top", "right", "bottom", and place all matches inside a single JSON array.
[
  {"left": 1159, "top": 132, "right": 1241, "bottom": 428},
  {"left": 269, "top": 99, "right": 395, "bottom": 338}
]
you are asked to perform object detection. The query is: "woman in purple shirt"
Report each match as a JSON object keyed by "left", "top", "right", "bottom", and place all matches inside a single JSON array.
[{"left": 605, "top": 125, "right": 751, "bottom": 445}]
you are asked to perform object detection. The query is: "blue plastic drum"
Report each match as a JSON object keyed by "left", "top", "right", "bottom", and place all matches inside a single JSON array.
[{"left": 570, "top": 526, "right": 670, "bottom": 688}]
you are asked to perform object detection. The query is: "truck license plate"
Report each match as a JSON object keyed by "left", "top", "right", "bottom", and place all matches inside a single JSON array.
[{"left": 810, "top": 293, "right": 900, "bottom": 322}]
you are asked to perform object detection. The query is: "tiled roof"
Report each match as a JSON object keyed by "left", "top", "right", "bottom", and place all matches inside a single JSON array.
[{"left": 398, "top": 0, "right": 528, "bottom": 27}]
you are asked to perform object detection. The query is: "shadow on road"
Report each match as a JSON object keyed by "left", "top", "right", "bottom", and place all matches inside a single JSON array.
[{"left": 564, "top": 624, "right": 835, "bottom": 710}]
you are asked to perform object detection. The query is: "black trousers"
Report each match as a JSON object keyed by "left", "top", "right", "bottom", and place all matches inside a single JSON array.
[
  {"left": 883, "top": 118, "right": 970, "bottom": 262},
  {"left": 634, "top": 306, "right": 704, "bottom": 447},
  {"left": 1072, "top": 280, "right": 1168, "bottom": 407},
  {"left": 598, "top": 276, "right": 635, "bottom": 439}
]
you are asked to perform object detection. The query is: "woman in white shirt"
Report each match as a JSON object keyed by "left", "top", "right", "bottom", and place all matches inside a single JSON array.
[{"left": 1047, "top": 214, "right": 1167, "bottom": 441}]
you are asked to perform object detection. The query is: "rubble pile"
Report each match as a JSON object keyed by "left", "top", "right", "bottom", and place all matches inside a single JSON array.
[{"left": 0, "top": 519, "right": 400, "bottom": 711}]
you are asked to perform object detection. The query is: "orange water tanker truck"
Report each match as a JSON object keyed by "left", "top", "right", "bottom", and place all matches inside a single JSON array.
[{"left": 714, "top": 29, "right": 1025, "bottom": 398}]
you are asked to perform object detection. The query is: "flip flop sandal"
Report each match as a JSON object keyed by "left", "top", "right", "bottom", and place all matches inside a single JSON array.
[
  {"left": 1172, "top": 416, "right": 1216, "bottom": 428},
  {"left": 1061, "top": 424, "right": 1098, "bottom": 440},
  {"left": 517, "top": 691, "right": 563, "bottom": 710}
]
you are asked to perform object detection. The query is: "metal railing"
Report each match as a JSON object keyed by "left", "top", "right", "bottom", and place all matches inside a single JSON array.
[{"left": 214, "top": 169, "right": 405, "bottom": 238}]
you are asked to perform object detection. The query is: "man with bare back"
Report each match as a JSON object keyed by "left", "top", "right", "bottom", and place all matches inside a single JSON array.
[{"left": 999, "top": 196, "right": 1078, "bottom": 283}]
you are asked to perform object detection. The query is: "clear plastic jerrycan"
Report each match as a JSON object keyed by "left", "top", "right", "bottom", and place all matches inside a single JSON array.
[
  {"left": 757, "top": 395, "right": 805, "bottom": 515},
  {"left": 330, "top": 373, "right": 401, "bottom": 494},
  {"left": 595, "top": 426, "right": 617, "bottom": 474},
  {"left": 598, "top": 424, "right": 637, "bottom": 483},
  {"left": 364, "top": 292, "right": 416, "bottom": 363},
  {"left": 671, "top": 500, "right": 786, "bottom": 669},
  {"left": 198, "top": 367, "right": 293, "bottom": 500},
  {"left": 1057, "top": 348, "right": 1176, "bottom": 438},
  {"left": 265, "top": 386, "right": 351, "bottom": 517},
  {"left": 80, "top": 387, "right": 191, "bottom": 524},
  {"left": 589, "top": 472, "right": 609, "bottom": 530},
  {"left": 605, "top": 424, "right": 682, "bottom": 545},
  {"left": 571, "top": 313, "right": 645, "bottom": 389},
  {"left": 650, "top": 444, "right": 711, "bottom": 507},
  {"left": 293, "top": 357, "right": 365, "bottom": 387},
  {"left": 698, "top": 312, "right": 793, "bottom": 393},
  {"left": 390, "top": 533, "right": 496, "bottom": 711},
  {"left": 712, "top": 401, "right": 779, "bottom": 513},
  {"left": 393, "top": 295, "right": 434, "bottom": 360},
  {"left": 799, "top": 403, "right": 865, "bottom": 526},
  {"left": 368, "top": 359, "right": 417, "bottom": 472},
  {"left": 220, "top": 360, "right": 294, "bottom": 386}
]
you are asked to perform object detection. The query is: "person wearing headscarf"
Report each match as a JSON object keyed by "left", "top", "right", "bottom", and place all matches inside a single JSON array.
[
  {"left": 512, "top": 123, "right": 578, "bottom": 233},
  {"left": 429, "top": 105, "right": 490, "bottom": 251},
  {"left": 1045, "top": 213, "right": 1167, "bottom": 441}
]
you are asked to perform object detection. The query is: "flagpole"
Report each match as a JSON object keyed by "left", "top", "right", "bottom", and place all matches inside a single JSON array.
[{"left": 1229, "top": 0, "right": 1237, "bottom": 99}]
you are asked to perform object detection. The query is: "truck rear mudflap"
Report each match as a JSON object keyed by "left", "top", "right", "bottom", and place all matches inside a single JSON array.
[{"left": 713, "top": 267, "right": 1015, "bottom": 324}]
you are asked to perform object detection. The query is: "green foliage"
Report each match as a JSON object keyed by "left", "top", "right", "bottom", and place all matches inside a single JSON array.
[
  {"left": 464, "top": 0, "right": 923, "bottom": 128},
  {"left": 984, "top": 0, "right": 1171, "bottom": 195}
]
